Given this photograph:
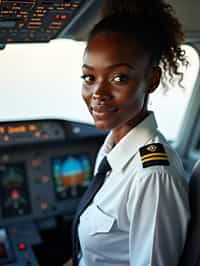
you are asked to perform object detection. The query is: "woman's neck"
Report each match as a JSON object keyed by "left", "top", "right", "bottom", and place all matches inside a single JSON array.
[{"left": 112, "top": 110, "right": 149, "bottom": 145}]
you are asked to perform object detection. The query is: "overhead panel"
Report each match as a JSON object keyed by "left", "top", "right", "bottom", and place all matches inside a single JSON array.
[
  {"left": 168, "top": 0, "right": 200, "bottom": 41},
  {"left": 0, "top": 0, "right": 86, "bottom": 43}
]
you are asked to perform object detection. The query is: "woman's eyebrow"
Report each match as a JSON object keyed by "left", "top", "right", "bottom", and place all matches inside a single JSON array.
[
  {"left": 82, "top": 64, "right": 93, "bottom": 70},
  {"left": 82, "top": 63, "right": 135, "bottom": 70}
]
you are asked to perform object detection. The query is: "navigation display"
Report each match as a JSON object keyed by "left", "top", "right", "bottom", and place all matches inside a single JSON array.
[
  {"left": 52, "top": 154, "right": 91, "bottom": 200},
  {"left": 0, "top": 164, "right": 31, "bottom": 218}
]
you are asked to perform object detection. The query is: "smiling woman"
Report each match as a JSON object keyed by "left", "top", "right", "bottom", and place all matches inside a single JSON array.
[
  {"left": 69, "top": 1, "right": 191, "bottom": 265},
  {"left": 81, "top": 31, "right": 160, "bottom": 139}
]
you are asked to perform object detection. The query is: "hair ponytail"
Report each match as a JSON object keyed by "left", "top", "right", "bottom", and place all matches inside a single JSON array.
[{"left": 89, "top": 0, "right": 188, "bottom": 86}]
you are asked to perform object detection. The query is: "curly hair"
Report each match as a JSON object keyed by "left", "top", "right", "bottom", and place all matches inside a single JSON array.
[{"left": 88, "top": 0, "right": 188, "bottom": 85}]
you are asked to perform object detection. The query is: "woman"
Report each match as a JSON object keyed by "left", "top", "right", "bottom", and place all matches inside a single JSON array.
[{"left": 65, "top": 0, "right": 190, "bottom": 265}]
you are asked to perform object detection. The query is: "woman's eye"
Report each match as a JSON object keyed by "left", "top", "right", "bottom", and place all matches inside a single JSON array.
[
  {"left": 81, "top": 74, "right": 95, "bottom": 83},
  {"left": 112, "top": 74, "right": 129, "bottom": 83}
]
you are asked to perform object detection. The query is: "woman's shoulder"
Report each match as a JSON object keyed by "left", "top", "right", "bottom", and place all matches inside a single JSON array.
[{"left": 132, "top": 135, "right": 188, "bottom": 186}]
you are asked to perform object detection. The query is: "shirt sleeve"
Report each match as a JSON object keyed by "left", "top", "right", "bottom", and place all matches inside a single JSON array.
[{"left": 127, "top": 168, "right": 190, "bottom": 266}]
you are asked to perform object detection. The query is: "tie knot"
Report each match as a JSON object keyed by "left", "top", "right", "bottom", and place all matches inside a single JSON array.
[{"left": 97, "top": 157, "right": 111, "bottom": 175}]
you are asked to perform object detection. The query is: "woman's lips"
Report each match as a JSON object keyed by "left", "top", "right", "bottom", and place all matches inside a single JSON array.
[{"left": 91, "top": 105, "right": 117, "bottom": 119}]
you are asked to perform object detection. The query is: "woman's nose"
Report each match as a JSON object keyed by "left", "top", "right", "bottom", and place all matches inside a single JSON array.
[
  {"left": 92, "top": 92, "right": 111, "bottom": 102},
  {"left": 92, "top": 82, "right": 111, "bottom": 101}
]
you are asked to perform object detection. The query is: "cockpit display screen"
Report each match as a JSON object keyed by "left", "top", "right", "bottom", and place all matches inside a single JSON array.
[
  {"left": 52, "top": 154, "right": 91, "bottom": 200},
  {"left": 0, "top": 164, "right": 31, "bottom": 218}
]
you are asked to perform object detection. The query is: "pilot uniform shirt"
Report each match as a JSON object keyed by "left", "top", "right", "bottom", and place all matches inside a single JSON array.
[{"left": 78, "top": 112, "right": 190, "bottom": 266}]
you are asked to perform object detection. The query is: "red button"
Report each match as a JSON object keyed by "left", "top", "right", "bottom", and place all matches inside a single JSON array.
[
  {"left": 11, "top": 189, "right": 19, "bottom": 200},
  {"left": 18, "top": 242, "right": 26, "bottom": 251}
]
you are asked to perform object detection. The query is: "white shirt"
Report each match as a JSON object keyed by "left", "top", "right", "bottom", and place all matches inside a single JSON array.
[{"left": 78, "top": 112, "right": 190, "bottom": 266}]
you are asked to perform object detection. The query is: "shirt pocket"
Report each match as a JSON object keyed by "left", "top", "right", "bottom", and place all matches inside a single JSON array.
[{"left": 90, "top": 204, "right": 115, "bottom": 236}]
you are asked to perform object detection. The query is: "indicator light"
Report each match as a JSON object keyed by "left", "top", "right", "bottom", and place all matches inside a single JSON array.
[
  {"left": 18, "top": 242, "right": 26, "bottom": 251},
  {"left": 11, "top": 189, "right": 20, "bottom": 200},
  {"left": 40, "top": 202, "right": 48, "bottom": 210}
]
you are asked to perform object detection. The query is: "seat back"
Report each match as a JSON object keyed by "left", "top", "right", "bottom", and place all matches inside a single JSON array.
[{"left": 179, "top": 160, "right": 200, "bottom": 266}]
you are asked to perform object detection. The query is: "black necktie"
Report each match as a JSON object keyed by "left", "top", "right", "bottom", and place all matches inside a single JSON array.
[{"left": 72, "top": 156, "right": 111, "bottom": 266}]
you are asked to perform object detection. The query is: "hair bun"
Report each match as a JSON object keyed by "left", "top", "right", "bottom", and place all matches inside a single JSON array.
[{"left": 97, "top": 0, "right": 186, "bottom": 86}]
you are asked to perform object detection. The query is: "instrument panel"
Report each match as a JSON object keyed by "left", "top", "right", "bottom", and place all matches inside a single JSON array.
[
  {"left": 0, "top": 140, "right": 98, "bottom": 223},
  {"left": 0, "top": 0, "right": 86, "bottom": 43},
  {"left": 0, "top": 118, "right": 106, "bottom": 266},
  {"left": 0, "top": 118, "right": 105, "bottom": 223},
  {"left": 0, "top": 120, "right": 66, "bottom": 146}
]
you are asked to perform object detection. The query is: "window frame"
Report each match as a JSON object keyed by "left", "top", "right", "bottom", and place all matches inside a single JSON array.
[{"left": 175, "top": 43, "right": 200, "bottom": 167}]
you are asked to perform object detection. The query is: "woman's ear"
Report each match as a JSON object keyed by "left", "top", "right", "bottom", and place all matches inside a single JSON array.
[{"left": 147, "top": 66, "right": 162, "bottom": 93}]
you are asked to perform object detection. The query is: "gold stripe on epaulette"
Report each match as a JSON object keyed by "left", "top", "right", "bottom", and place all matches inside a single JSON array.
[
  {"left": 141, "top": 153, "right": 168, "bottom": 160},
  {"left": 142, "top": 157, "right": 169, "bottom": 163}
]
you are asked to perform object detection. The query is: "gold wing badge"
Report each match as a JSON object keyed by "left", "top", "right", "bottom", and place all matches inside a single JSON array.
[{"left": 139, "top": 143, "right": 169, "bottom": 168}]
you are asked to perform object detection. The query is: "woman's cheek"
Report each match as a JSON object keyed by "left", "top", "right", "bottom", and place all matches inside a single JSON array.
[
  {"left": 81, "top": 88, "right": 92, "bottom": 113},
  {"left": 82, "top": 85, "right": 93, "bottom": 99}
]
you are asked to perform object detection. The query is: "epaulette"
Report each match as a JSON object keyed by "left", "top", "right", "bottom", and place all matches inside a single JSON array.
[{"left": 139, "top": 143, "right": 169, "bottom": 168}]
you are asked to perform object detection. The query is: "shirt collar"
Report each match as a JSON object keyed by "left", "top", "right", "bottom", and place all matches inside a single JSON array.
[{"left": 104, "top": 112, "right": 158, "bottom": 171}]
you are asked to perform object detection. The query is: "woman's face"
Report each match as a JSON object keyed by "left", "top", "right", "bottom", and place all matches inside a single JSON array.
[{"left": 81, "top": 32, "right": 160, "bottom": 132}]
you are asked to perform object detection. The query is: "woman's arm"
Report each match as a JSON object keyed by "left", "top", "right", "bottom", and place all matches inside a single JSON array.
[{"left": 127, "top": 170, "right": 190, "bottom": 266}]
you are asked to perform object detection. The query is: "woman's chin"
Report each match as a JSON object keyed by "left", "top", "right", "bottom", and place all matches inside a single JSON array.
[{"left": 94, "top": 120, "right": 112, "bottom": 130}]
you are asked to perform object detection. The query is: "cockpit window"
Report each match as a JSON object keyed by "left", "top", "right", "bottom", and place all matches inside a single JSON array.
[
  {"left": 0, "top": 39, "right": 91, "bottom": 123},
  {"left": 0, "top": 41, "right": 199, "bottom": 143}
]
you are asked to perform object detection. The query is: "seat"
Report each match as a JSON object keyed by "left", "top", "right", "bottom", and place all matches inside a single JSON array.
[{"left": 179, "top": 160, "right": 200, "bottom": 266}]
